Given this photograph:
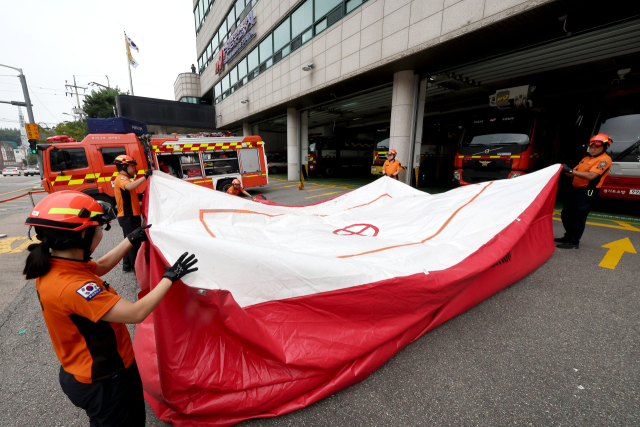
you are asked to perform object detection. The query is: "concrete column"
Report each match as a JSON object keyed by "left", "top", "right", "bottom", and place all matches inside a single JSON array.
[
  {"left": 301, "top": 111, "right": 309, "bottom": 178},
  {"left": 242, "top": 123, "right": 251, "bottom": 136},
  {"left": 287, "top": 108, "right": 299, "bottom": 181},
  {"left": 410, "top": 79, "right": 428, "bottom": 185},
  {"left": 389, "top": 70, "right": 416, "bottom": 182},
  {"left": 252, "top": 124, "right": 259, "bottom": 135}
]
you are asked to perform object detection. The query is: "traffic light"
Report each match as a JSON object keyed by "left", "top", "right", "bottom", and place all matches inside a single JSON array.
[{"left": 28, "top": 139, "right": 37, "bottom": 154}]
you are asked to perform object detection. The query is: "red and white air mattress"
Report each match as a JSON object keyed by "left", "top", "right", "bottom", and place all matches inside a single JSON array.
[{"left": 133, "top": 165, "right": 561, "bottom": 426}]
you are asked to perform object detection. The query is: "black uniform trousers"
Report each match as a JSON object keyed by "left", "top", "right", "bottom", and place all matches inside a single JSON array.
[
  {"left": 561, "top": 186, "right": 599, "bottom": 244},
  {"left": 59, "top": 360, "right": 145, "bottom": 427},
  {"left": 117, "top": 215, "right": 142, "bottom": 270}
]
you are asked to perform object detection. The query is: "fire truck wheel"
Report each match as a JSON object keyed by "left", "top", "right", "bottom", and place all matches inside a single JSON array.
[
  {"left": 93, "top": 194, "right": 116, "bottom": 211},
  {"left": 217, "top": 179, "right": 233, "bottom": 192}
]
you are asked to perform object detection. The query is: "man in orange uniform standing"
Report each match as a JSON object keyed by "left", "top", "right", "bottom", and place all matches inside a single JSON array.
[
  {"left": 227, "top": 178, "right": 256, "bottom": 200},
  {"left": 113, "top": 155, "right": 152, "bottom": 271},
  {"left": 556, "top": 134, "right": 613, "bottom": 249},
  {"left": 382, "top": 149, "right": 402, "bottom": 179}
]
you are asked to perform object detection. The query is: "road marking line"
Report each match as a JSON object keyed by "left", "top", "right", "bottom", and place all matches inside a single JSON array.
[
  {"left": 552, "top": 217, "right": 640, "bottom": 232},
  {"left": 599, "top": 237, "right": 636, "bottom": 269},
  {"left": 306, "top": 187, "right": 330, "bottom": 192},
  {"left": 0, "top": 186, "right": 38, "bottom": 197},
  {"left": 304, "top": 191, "right": 341, "bottom": 199}
]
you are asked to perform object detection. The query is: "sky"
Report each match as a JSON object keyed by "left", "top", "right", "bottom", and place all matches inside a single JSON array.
[{"left": 0, "top": 0, "right": 196, "bottom": 130}]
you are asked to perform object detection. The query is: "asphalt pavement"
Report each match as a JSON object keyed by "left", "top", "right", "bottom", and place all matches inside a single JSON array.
[{"left": 0, "top": 175, "right": 638, "bottom": 426}]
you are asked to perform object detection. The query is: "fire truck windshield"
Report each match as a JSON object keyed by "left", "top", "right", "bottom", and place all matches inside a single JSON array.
[
  {"left": 461, "top": 115, "right": 533, "bottom": 147},
  {"left": 597, "top": 98, "right": 640, "bottom": 160}
]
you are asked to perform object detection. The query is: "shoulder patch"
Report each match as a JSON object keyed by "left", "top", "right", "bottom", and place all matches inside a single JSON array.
[
  {"left": 120, "top": 176, "right": 127, "bottom": 180},
  {"left": 76, "top": 282, "right": 102, "bottom": 301},
  {"left": 599, "top": 161, "right": 608, "bottom": 167}
]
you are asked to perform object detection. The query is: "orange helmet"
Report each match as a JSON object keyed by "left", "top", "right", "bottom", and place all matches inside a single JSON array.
[
  {"left": 589, "top": 133, "right": 612, "bottom": 147},
  {"left": 25, "top": 191, "right": 115, "bottom": 232},
  {"left": 388, "top": 149, "right": 397, "bottom": 156},
  {"left": 113, "top": 155, "right": 137, "bottom": 166},
  {"left": 232, "top": 179, "right": 241, "bottom": 185}
]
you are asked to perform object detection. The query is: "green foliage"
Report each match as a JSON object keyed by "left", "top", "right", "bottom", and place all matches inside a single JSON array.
[
  {"left": 27, "top": 153, "right": 38, "bottom": 166},
  {"left": 83, "top": 86, "right": 127, "bottom": 118},
  {"left": 51, "top": 121, "right": 88, "bottom": 141},
  {"left": 0, "top": 127, "right": 21, "bottom": 145}
]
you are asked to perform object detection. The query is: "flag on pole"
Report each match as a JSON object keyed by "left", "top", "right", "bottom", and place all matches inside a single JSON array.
[
  {"left": 126, "top": 36, "right": 139, "bottom": 52},
  {"left": 125, "top": 35, "right": 139, "bottom": 68}
]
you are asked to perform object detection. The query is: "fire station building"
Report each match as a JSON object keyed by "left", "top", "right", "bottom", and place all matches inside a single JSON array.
[{"left": 174, "top": 0, "right": 640, "bottom": 183}]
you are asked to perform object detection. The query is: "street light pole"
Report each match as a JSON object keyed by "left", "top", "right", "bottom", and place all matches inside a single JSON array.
[{"left": 0, "top": 63, "right": 42, "bottom": 179}]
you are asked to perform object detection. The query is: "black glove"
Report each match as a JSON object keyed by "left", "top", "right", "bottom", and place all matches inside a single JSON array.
[
  {"left": 162, "top": 252, "right": 198, "bottom": 283},
  {"left": 127, "top": 224, "right": 151, "bottom": 244},
  {"left": 562, "top": 164, "right": 573, "bottom": 174},
  {"left": 144, "top": 169, "right": 153, "bottom": 179}
]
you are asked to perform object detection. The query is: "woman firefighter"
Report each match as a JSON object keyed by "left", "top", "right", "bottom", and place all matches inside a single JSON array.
[{"left": 23, "top": 190, "right": 198, "bottom": 426}]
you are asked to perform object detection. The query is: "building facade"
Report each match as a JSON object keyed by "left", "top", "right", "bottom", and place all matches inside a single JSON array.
[{"left": 176, "top": 0, "right": 640, "bottom": 181}]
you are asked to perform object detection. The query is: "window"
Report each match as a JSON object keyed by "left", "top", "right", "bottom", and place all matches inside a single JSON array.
[
  {"left": 292, "top": 0, "right": 313, "bottom": 39},
  {"left": 215, "top": 82, "right": 222, "bottom": 99},
  {"left": 50, "top": 148, "right": 89, "bottom": 171},
  {"left": 221, "top": 74, "right": 230, "bottom": 92},
  {"left": 346, "top": 0, "right": 362, "bottom": 13},
  {"left": 227, "top": 10, "right": 236, "bottom": 33},
  {"left": 315, "top": 0, "right": 342, "bottom": 19},
  {"left": 194, "top": 4, "right": 201, "bottom": 32},
  {"left": 211, "top": 32, "right": 218, "bottom": 50},
  {"left": 247, "top": 46, "right": 259, "bottom": 71},
  {"left": 100, "top": 147, "right": 127, "bottom": 165},
  {"left": 229, "top": 66, "right": 238, "bottom": 86},
  {"left": 238, "top": 57, "right": 248, "bottom": 80},
  {"left": 273, "top": 17, "right": 291, "bottom": 52},
  {"left": 259, "top": 33, "right": 273, "bottom": 62}
]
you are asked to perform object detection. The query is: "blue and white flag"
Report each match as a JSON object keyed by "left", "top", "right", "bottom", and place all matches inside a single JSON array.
[{"left": 127, "top": 36, "right": 139, "bottom": 53}]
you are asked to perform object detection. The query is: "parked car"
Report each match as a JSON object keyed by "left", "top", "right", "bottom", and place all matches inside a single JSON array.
[
  {"left": 266, "top": 153, "right": 287, "bottom": 174},
  {"left": 2, "top": 167, "right": 22, "bottom": 177},
  {"left": 24, "top": 166, "right": 40, "bottom": 176}
]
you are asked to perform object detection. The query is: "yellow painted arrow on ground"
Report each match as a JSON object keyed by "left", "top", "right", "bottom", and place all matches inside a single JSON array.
[{"left": 599, "top": 238, "right": 637, "bottom": 269}]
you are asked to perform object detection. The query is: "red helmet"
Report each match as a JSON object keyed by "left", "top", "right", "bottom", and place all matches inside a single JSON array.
[
  {"left": 25, "top": 191, "right": 115, "bottom": 231},
  {"left": 388, "top": 149, "right": 397, "bottom": 156},
  {"left": 113, "top": 155, "right": 138, "bottom": 166},
  {"left": 232, "top": 179, "right": 241, "bottom": 185},
  {"left": 590, "top": 134, "right": 612, "bottom": 146}
]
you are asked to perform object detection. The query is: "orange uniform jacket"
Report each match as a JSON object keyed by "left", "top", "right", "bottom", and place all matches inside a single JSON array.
[
  {"left": 572, "top": 152, "right": 612, "bottom": 189},
  {"left": 382, "top": 160, "right": 402, "bottom": 179},
  {"left": 36, "top": 257, "right": 135, "bottom": 383},
  {"left": 227, "top": 186, "right": 245, "bottom": 196},
  {"left": 114, "top": 173, "right": 141, "bottom": 217}
]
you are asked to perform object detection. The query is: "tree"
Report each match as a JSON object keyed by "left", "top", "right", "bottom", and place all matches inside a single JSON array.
[
  {"left": 27, "top": 153, "right": 38, "bottom": 166},
  {"left": 0, "top": 127, "right": 21, "bottom": 145},
  {"left": 83, "top": 86, "right": 127, "bottom": 118},
  {"left": 51, "top": 121, "right": 88, "bottom": 141}
]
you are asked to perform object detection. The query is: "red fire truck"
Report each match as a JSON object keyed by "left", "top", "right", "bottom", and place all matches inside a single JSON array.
[
  {"left": 453, "top": 85, "right": 550, "bottom": 185},
  {"left": 594, "top": 81, "right": 640, "bottom": 200},
  {"left": 150, "top": 135, "right": 268, "bottom": 192}
]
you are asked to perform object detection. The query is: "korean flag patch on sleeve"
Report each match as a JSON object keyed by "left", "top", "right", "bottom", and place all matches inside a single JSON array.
[{"left": 76, "top": 282, "right": 102, "bottom": 301}]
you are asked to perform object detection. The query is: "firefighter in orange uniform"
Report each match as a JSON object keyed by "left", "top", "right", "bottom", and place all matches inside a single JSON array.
[
  {"left": 113, "top": 155, "right": 152, "bottom": 272},
  {"left": 23, "top": 191, "right": 198, "bottom": 427},
  {"left": 556, "top": 134, "right": 613, "bottom": 249},
  {"left": 382, "top": 149, "right": 402, "bottom": 179},
  {"left": 227, "top": 178, "right": 256, "bottom": 200}
]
